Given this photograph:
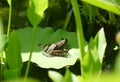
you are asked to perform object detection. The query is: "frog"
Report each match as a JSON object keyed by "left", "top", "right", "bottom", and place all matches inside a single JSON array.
[{"left": 42, "top": 38, "right": 68, "bottom": 57}]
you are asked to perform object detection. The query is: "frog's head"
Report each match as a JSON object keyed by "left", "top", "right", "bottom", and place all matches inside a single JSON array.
[{"left": 56, "top": 38, "right": 68, "bottom": 47}]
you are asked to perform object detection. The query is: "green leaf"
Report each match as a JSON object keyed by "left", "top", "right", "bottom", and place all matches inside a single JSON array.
[
  {"left": 115, "top": 51, "right": 120, "bottom": 74},
  {"left": 64, "top": 69, "right": 79, "bottom": 82},
  {"left": 94, "top": 28, "right": 106, "bottom": 63},
  {"left": 48, "top": 70, "right": 64, "bottom": 82},
  {"left": 17, "top": 27, "right": 78, "bottom": 52},
  {"left": 109, "top": 12, "right": 117, "bottom": 24},
  {"left": 82, "top": 38, "right": 101, "bottom": 78},
  {"left": 27, "top": 0, "right": 48, "bottom": 26},
  {"left": 86, "top": 74, "right": 120, "bottom": 82},
  {"left": 82, "top": 0, "right": 120, "bottom": 15},
  {"left": 22, "top": 50, "right": 78, "bottom": 69},
  {"left": 17, "top": 27, "right": 79, "bottom": 69},
  {"left": 82, "top": 28, "right": 106, "bottom": 78},
  {"left": 5, "top": 31, "right": 22, "bottom": 78},
  {"left": 68, "top": 46, "right": 88, "bottom": 60},
  {"left": 71, "top": 0, "right": 85, "bottom": 59},
  {"left": 0, "top": 34, "right": 8, "bottom": 51},
  {"left": 0, "top": 19, "right": 8, "bottom": 51},
  {"left": 89, "top": 38, "right": 98, "bottom": 62},
  {"left": 64, "top": 69, "right": 73, "bottom": 82},
  {"left": 4, "top": 69, "right": 21, "bottom": 79}
]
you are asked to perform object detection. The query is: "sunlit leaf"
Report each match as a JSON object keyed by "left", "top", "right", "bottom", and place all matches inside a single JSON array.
[
  {"left": 17, "top": 27, "right": 79, "bottom": 69},
  {"left": 49, "top": 70, "right": 80, "bottom": 82},
  {"left": 27, "top": 0, "right": 48, "bottom": 26},
  {"left": 48, "top": 70, "right": 64, "bottom": 82},
  {"left": 94, "top": 28, "right": 106, "bottom": 63},
  {"left": 82, "top": 38, "right": 101, "bottom": 78},
  {"left": 89, "top": 38, "right": 98, "bottom": 62},
  {"left": 86, "top": 74, "right": 120, "bottom": 82},
  {"left": 22, "top": 50, "right": 78, "bottom": 69},
  {"left": 64, "top": 69, "right": 73, "bottom": 82},
  {"left": 64, "top": 69, "right": 79, "bottom": 82},
  {"left": 77, "top": 75, "right": 84, "bottom": 82},
  {"left": 82, "top": 28, "right": 106, "bottom": 78},
  {"left": 82, "top": 0, "right": 120, "bottom": 15}
]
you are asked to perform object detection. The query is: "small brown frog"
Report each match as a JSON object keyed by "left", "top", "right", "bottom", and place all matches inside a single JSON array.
[{"left": 43, "top": 38, "right": 68, "bottom": 57}]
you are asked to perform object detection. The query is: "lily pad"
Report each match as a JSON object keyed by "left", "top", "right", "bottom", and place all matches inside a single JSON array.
[
  {"left": 17, "top": 27, "right": 78, "bottom": 52},
  {"left": 17, "top": 27, "right": 79, "bottom": 69},
  {"left": 22, "top": 50, "right": 78, "bottom": 69}
]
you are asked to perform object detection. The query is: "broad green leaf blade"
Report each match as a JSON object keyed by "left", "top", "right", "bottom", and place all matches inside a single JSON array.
[
  {"left": 6, "top": 31, "right": 23, "bottom": 70},
  {"left": 27, "top": 0, "right": 48, "bottom": 26},
  {"left": 94, "top": 28, "right": 106, "bottom": 63},
  {"left": 17, "top": 27, "right": 78, "bottom": 52},
  {"left": 82, "top": 0, "right": 120, "bottom": 15},
  {"left": 22, "top": 51, "right": 78, "bottom": 69},
  {"left": 48, "top": 70, "right": 64, "bottom": 82},
  {"left": 17, "top": 27, "right": 79, "bottom": 69}
]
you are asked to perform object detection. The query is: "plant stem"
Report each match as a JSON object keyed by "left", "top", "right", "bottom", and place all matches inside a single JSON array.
[
  {"left": 88, "top": 5, "right": 94, "bottom": 38},
  {"left": 24, "top": 26, "right": 37, "bottom": 81},
  {"left": 62, "top": 9, "right": 72, "bottom": 30},
  {"left": 7, "top": 4, "right": 12, "bottom": 36},
  {"left": 71, "top": 0, "right": 85, "bottom": 76}
]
